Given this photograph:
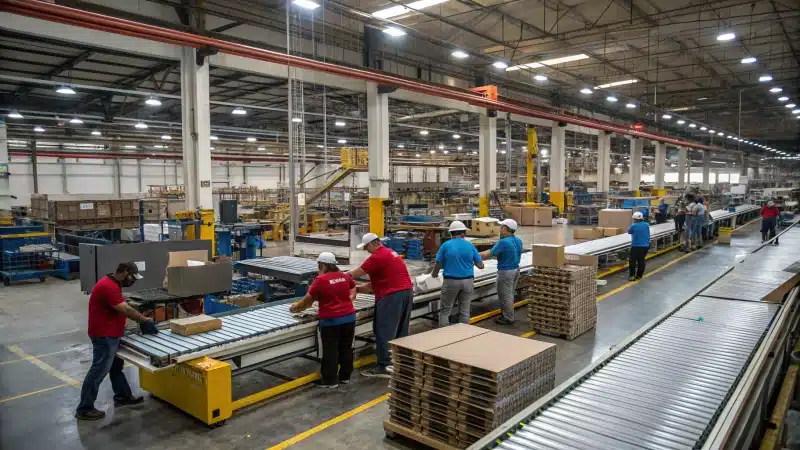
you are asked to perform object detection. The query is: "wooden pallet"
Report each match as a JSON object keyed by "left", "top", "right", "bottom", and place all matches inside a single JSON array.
[{"left": 531, "top": 324, "right": 596, "bottom": 341}]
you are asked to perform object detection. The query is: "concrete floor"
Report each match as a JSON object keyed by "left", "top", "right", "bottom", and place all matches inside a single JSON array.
[{"left": 0, "top": 220, "right": 776, "bottom": 450}]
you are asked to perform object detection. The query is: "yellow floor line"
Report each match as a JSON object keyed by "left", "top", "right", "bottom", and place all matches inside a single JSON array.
[
  {"left": 0, "top": 347, "right": 83, "bottom": 367},
  {"left": 266, "top": 394, "right": 391, "bottom": 450},
  {"left": 469, "top": 299, "right": 529, "bottom": 324},
  {"left": 0, "top": 383, "right": 71, "bottom": 404},
  {"left": 519, "top": 331, "right": 537, "bottom": 338},
  {"left": 5, "top": 345, "right": 80, "bottom": 387}
]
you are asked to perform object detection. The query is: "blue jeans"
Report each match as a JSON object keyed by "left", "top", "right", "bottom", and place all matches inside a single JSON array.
[
  {"left": 373, "top": 289, "right": 413, "bottom": 368},
  {"left": 76, "top": 337, "right": 132, "bottom": 413}
]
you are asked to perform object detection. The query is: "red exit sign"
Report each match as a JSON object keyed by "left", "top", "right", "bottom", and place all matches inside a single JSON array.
[{"left": 631, "top": 123, "right": 645, "bottom": 131}]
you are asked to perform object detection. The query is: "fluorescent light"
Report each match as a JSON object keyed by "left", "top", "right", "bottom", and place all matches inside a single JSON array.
[
  {"left": 210, "top": 147, "right": 215, "bottom": 150},
  {"left": 708, "top": 129, "right": 714, "bottom": 133},
  {"left": 372, "top": 0, "right": 448, "bottom": 19},
  {"left": 443, "top": 150, "right": 449, "bottom": 154},
  {"left": 779, "top": 97, "right": 789, "bottom": 102},
  {"left": 625, "top": 103, "right": 636, "bottom": 109},
  {"left": 457, "top": 146, "right": 463, "bottom": 150},
  {"left": 383, "top": 27, "right": 406, "bottom": 37},
  {"left": 717, "top": 131, "right": 724, "bottom": 135},
  {"left": 416, "top": 153, "right": 421, "bottom": 158},
  {"left": 317, "top": 145, "right": 324, "bottom": 148},
  {"left": 677, "top": 120, "right": 685, "bottom": 124},
  {"left": 697, "top": 97, "right": 708, "bottom": 101},
  {"left": 534, "top": 74, "right": 548, "bottom": 81},
  {"left": 145, "top": 97, "right": 161, "bottom": 106},
  {"left": 419, "top": 130, "right": 429, "bottom": 135},
  {"left": 689, "top": 123, "right": 697, "bottom": 128},
  {"left": 257, "top": 146, "right": 266, "bottom": 151},
  {"left": 606, "top": 96, "right": 618, "bottom": 102},
  {"left": 134, "top": 122, "right": 148, "bottom": 129},
  {"left": 741, "top": 57, "right": 757, "bottom": 64},
  {"left": 580, "top": 88, "right": 593, "bottom": 94},
  {"left": 161, "top": 135, "right": 172, "bottom": 140},
  {"left": 232, "top": 106, "right": 247, "bottom": 115},
  {"left": 770, "top": 87, "right": 782, "bottom": 93},
  {"left": 7, "top": 110, "right": 23, "bottom": 119},
  {"left": 700, "top": 127, "right": 707, "bottom": 131},
  {"left": 793, "top": 109, "right": 800, "bottom": 114},
  {"left": 451, "top": 51, "right": 469, "bottom": 59},
  {"left": 153, "top": 145, "right": 165, "bottom": 149},
  {"left": 291, "top": 117, "right": 302, "bottom": 123},
  {"left": 292, "top": 0, "right": 320, "bottom": 9},
  {"left": 247, "top": 137, "right": 257, "bottom": 142},
  {"left": 124, "top": 145, "right": 137, "bottom": 149},
  {"left": 33, "top": 126, "right": 45, "bottom": 132},
  {"left": 69, "top": 117, "right": 83, "bottom": 124},
  {"left": 91, "top": 130, "right": 101, "bottom": 136},
  {"left": 759, "top": 75, "right": 772, "bottom": 82},
  {"left": 210, "top": 135, "right": 219, "bottom": 141},
  {"left": 438, "top": 144, "right": 444, "bottom": 149},
  {"left": 452, "top": 134, "right": 460, "bottom": 139},
  {"left": 662, "top": 114, "right": 672, "bottom": 119},
  {"left": 717, "top": 32, "right": 735, "bottom": 41},
  {"left": 472, "top": 151, "right": 478, "bottom": 155},
  {"left": 56, "top": 85, "right": 76, "bottom": 95},
  {"left": 727, "top": 135, "right": 733, "bottom": 138},
  {"left": 507, "top": 54, "right": 590, "bottom": 71},
  {"left": 786, "top": 103, "right": 796, "bottom": 108},
  {"left": 398, "top": 144, "right": 405, "bottom": 148},
  {"left": 337, "top": 139, "right": 347, "bottom": 144},
  {"left": 430, "top": 150, "right": 436, "bottom": 154},
  {"left": 596, "top": 79, "right": 638, "bottom": 89},
  {"left": 335, "top": 120, "right": 346, "bottom": 127},
  {"left": 492, "top": 61, "right": 508, "bottom": 69}
]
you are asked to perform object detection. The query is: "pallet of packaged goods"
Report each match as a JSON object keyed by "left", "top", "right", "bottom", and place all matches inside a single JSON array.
[{"left": 526, "top": 263, "right": 597, "bottom": 340}]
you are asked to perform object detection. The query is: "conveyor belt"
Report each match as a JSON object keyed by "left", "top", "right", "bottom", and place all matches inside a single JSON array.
[
  {"left": 473, "top": 225, "right": 798, "bottom": 450},
  {"left": 234, "top": 256, "right": 320, "bottom": 282}
]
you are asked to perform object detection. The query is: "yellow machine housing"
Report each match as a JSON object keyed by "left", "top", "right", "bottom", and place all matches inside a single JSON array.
[
  {"left": 175, "top": 209, "right": 216, "bottom": 255},
  {"left": 139, "top": 357, "right": 232, "bottom": 425}
]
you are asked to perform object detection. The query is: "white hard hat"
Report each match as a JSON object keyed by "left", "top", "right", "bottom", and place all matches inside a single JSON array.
[
  {"left": 499, "top": 218, "right": 518, "bottom": 231},
  {"left": 632, "top": 211, "right": 644, "bottom": 220},
  {"left": 356, "top": 232, "right": 380, "bottom": 249},
  {"left": 316, "top": 252, "right": 338, "bottom": 265},
  {"left": 449, "top": 220, "right": 468, "bottom": 233}
]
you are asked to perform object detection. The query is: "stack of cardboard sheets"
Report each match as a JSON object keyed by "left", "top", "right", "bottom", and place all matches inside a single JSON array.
[
  {"left": 527, "top": 263, "right": 597, "bottom": 340},
  {"left": 387, "top": 325, "right": 556, "bottom": 448}
]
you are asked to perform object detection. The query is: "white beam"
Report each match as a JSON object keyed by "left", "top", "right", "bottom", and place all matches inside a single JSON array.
[
  {"left": 596, "top": 132, "right": 611, "bottom": 192},
  {"left": 550, "top": 122, "right": 566, "bottom": 192},
  {"left": 677, "top": 146, "right": 687, "bottom": 188},
  {"left": 628, "top": 138, "right": 643, "bottom": 192},
  {"left": 702, "top": 151, "right": 711, "bottom": 190},
  {"left": 653, "top": 141, "right": 666, "bottom": 189},
  {"left": 0, "top": 121, "right": 8, "bottom": 212},
  {"left": 478, "top": 115, "right": 497, "bottom": 215},
  {"left": 367, "top": 82, "right": 390, "bottom": 200},
  {"left": 181, "top": 48, "right": 213, "bottom": 210}
]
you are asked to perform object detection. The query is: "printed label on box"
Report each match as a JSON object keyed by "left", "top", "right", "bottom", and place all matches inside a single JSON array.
[{"left": 80, "top": 202, "right": 94, "bottom": 210}]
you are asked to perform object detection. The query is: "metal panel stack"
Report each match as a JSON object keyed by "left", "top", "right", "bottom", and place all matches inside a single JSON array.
[
  {"left": 527, "top": 264, "right": 597, "bottom": 339},
  {"left": 388, "top": 325, "right": 556, "bottom": 449}
]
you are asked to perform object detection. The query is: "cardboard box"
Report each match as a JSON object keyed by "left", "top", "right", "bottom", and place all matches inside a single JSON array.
[
  {"left": 600, "top": 227, "right": 620, "bottom": 237},
  {"left": 572, "top": 228, "right": 596, "bottom": 240},
  {"left": 533, "top": 207, "right": 554, "bottom": 227},
  {"left": 390, "top": 323, "right": 490, "bottom": 354},
  {"left": 169, "top": 314, "right": 222, "bottom": 336},
  {"left": 164, "top": 250, "right": 232, "bottom": 296},
  {"left": 565, "top": 253, "right": 598, "bottom": 267},
  {"left": 469, "top": 217, "right": 501, "bottom": 237},
  {"left": 717, "top": 232, "right": 731, "bottom": 244},
  {"left": 503, "top": 206, "right": 523, "bottom": 224},
  {"left": 599, "top": 209, "right": 633, "bottom": 230},
  {"left": 531, "top": 243, "right": 565, "bottom": 268}
]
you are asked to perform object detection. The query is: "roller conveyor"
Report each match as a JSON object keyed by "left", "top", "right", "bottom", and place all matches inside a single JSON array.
[
  {"left": 234, "top": 255, "right": 320, "bottom": 282},
  {"left": 472, "top": 225, "right": 800, "bottom": 450}
]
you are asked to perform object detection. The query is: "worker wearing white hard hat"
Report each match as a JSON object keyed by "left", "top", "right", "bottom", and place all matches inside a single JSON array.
[
  {"left": 431, "top": 220, "right": 484, "bottom": 327},
  {"left": 291, "top": 252, "right": 358, "bottom": 388},
  {"left": 627, "top": 210, "right": 651, "bottom": 281},
  {"left": 479, "top": 218, "right": 522, "bottom": 325},
  {"left": 347, "top": 232, "right": 412, "bottom": 379}
]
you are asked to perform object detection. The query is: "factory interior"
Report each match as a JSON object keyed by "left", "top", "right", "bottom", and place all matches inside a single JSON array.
[{"left": 1, "top": 0, "right": 800, "bottom": 449}]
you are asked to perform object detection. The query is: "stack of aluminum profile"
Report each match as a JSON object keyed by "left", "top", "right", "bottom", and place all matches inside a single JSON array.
[
  {"left": 388, "top": 326, "right": 556, "bottom": 448},
  {"left": 526, "top": 264, "right": 597, "bottom": 340}
]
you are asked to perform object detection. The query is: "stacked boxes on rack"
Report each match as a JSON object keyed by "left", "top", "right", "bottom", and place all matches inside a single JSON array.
[
  {"left": 29, "top": 195, "right": 140, "bottom": 230},
  {"left": 527, "top": 245, "right": 597, "bottom": 340},
  {"left": 388, "top": 325, "right": 556, "bottom": 449},
  {"left": 405, "top": 239, "right": 422, "bottom": 260}
]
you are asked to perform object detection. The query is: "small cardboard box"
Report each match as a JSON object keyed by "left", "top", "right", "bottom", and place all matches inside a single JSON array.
[
  {"left": 503, "top": 206, "right": 523, "bottom": 224},
  {"left": 601, "top": 227, "right": 620, "bottom": 237},
  {"left": 565, "top": 253, "right": 599, "bottom": 267},
  {"left": 573, "top": 228, "right": 596, "bottom": 240},
  {"left": 532, "top": 243, "right": 565, "bottom": 268},
  {"left": 169, "top": 314, "right": 222, "bottom": 336},
  {"left": 717, "top": 233, "right": 732, "bottom": 244},
  {"left": 469, "top": 217, "right": 501, "bottom": 237},
  {"left": 599, "top": 209, "right": 633, "bottom": 230},
  {"left": 164, "top": 250, "right": 232, "bottom": 296},
  {"left": 533, "top": 207, "right": 554, "bottom": 227},
  {"left": 520, "top": 207, "right": 536, "bottom": 226}
]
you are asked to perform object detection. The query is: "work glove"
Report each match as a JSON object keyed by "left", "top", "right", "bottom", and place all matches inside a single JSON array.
[{"left": 140, "top": 319, "right": 159, "bottom": 335}]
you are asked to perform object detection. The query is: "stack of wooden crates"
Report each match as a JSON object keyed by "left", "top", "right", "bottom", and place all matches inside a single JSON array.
[
  {"left": 526, "top": 250, "right": 598, "bottom": 340},
  {"left": 29, "top": 195, "right": 140, "bottom": 230},
  {"left": 386, "top": 324, "right": 556, "bottom": 449}
]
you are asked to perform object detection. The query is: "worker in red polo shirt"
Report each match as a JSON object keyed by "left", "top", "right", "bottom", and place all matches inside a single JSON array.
[
  {"left": 761, "top": 199, "right": 780, "bottom": 244},
  {"left": 347, "top": 233, "right": 413, "bottom": 379},
  {"left": 291, "top": 253, "right": 357, "bottom": 388},
  {"left": 75, "top": 262, "right": 159, "bottom": 421}
]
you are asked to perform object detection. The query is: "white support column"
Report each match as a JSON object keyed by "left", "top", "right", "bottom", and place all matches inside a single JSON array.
[
  {"left": 478, "top": 115, "right": 497, "bottom": 216},
  {"left": 596, "top": 132, "right": 611, "bottom": 193},
  {"left": 677, "top": 146, "right": 687, "bottom": 188},
  {"left": 628, "top": 138, "right": 643, "bottom": 194},
  {"left": 653, "top": 141, "right": 666, "bottom": 192},
  {"left": 367, "top": 82, "right": 390, "bottom": 236},
  {"left": 0, "top": 121, "right": 9, "bottom": 212},
  {"left": 549, "top": 122, "right": 566, "bottom": 212},
  {"left": 702, "top": 151, "right": 711, "bottom": 190},
  {"left": 180, "top": 48, "right": 213, "bottom": 210}
]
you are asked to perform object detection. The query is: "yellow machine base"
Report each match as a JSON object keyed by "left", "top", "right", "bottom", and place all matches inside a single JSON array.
[
  {"left": 479, "top": 196, "right": 489, "bottom": 217},
  {"left": 550, "top": 191, "right": 565, "bottom": 213},
  {"left": 651, "top": 188, "right": 668, "bottom": 197},
  {"left": 139, "top": 357, "right": 232, "bottom": 425},
  {"left": 369, "top": 197, "right": 386, "bottom": 237}
]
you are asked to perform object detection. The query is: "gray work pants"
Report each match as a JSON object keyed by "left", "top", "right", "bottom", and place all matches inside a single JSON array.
[
  {"left": 496, "top": 269, "right": 519, "bottom": 322},
  {"left": 439, "top": 278, "right": 474, "bottom": 327}
]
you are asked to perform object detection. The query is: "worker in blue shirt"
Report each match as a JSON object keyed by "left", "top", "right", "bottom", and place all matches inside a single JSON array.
[
  {"left": 628, "top": 211, "right": 650, "bottom": 281},
  {"left": 431, "top": 221, "right": 484, "bottom": 327},
  {"left": 479, "top": 219, "right": 522, "bottom": 325},
  {"left": 656, "top": 198, "right": 669, "bottom": 224}
]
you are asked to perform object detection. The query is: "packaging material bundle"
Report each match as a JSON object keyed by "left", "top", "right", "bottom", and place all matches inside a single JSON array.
[
  {"left": 526, "top": 257, "right": 598, "bottom": 340},
  {"left": 387, "top": 325, "right": 556, "bottom": 449}
]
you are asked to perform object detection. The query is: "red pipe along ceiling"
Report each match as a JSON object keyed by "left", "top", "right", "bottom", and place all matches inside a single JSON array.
[
  {"left": 1, "top": 0, "right": 722, "bottom": 153},
  {"left": 9, "top": 151, "right": 320, "bottom": 163}
]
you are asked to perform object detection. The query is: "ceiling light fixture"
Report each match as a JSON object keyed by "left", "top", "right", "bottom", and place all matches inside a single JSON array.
[
  {"left": 382, "top": 27, "right": 406, "bottom": 37},
  {"left": 257, "top": 146, "right": 266, "bottom": 150},
  {"left": 606, "top": 96, "right": 618, "bottom": 102},
  {"left": 124, "top": 145, "right": 136, "bottom": 149},
  {"left": 247, "top": 137, "right": 257, "bottom": 142},
  {"left": 452, "top": 134, "right": 460, "bottom": 139},
  {"left": 56, "top": 85, "right": 76, "bottom": 95},
  {"left": 210, "top": 135, "right": 219, "bottom": 141},
  {"left": 161, "top": 135, "right": 172, "bottom": 140},
  {"left": 534, "top": 74, "right": 548, "bottom": 81},
  {"left": 689, "top": 123, "right": 697, "bottom": 128},
  {"left": 741, "top": 57, "right": 757, "bottom": 64},
  {"left": 786, "top": 103, "right": 796, "bottom": 108},
  {"left": 793, "top": 109, "right": 800, "bottom": 114},
  {"left": 492, "top": 61, "right": 508, "bottom": 69},
  {"left": 457, "top": 146, "right": 463, "bottom": 150},
  {"left": 232, "top": 106, "right": 247, "bottom": 115},
  {"left": 145, "top": 96, "right": 162, "bottom": 106},
  {"left": 662, "top": 114, "right": 672, "bottom": 119},
  {"left": 7, "top": 110, "right": 23, "bottom": 119},
  {"left": 438, "top": 144, "right": 444, "bottom": 149},
  {"left": 335, "top": 120, "right": 346, "bottom": 127},
  {"left": 759, "top": 75, "right": 773, "bottom": 82},
  {"left": 506, "top": 54, "right": 590, "bottom": 71},
  {"left": 398, "top": 144, "right": 405, "bottom": 148},
  {"left": 717, "top": 131, "right": 724, "bottom": 135},
  {"left": 292, "top": 0, "right": 320, "bottom": 9},
  {"left": 430, "top": 150, "right": 436, "bottom": 154},
  {"left": 443, "top": 150, "right": 449, "bottom": 154},
  {"left": 625, "top": 103, "right": 636, "bottom": 109},
  {"left": 677, "top": 120, "right": 685, "bottom": 124},
  {"left": 33, "top": 126, "right": 45, "bottom": 132},
  {"left": 697, "top": 97, "right": 708, "bottom": 101},
  {"left": 69, "top": 117, "right": 83, "bottom": 124},
  {"left": 700, "top": 127, "right": 707, "bottom": 131},
  {"left": 708, "top": 129, "right": 715, "bottom": 133},
  {"left": 337, "top": 139, "right": 347, "bottom": 144},
  {"left": 770, "top": 87, "right": 783, "bottom": 93},
  {"left": 134, "top": 122, "right": 148, "bottom": 129},
  {"left": 595, "top": 79, "right": 638, "bottom": 89},
  {"left": 91, "top": 130, "right": 101, "bottom": 136},
  {"left": 371, "top": 0, "right": 448, "bottom": 19},
  {"left": 419, "top": 130, "right": 429, "bottom": 135},
  {"left": 716, "top": 32, "right": 736, "bottom": 41},
  {"left": 451, "top": 50, "right": 469, "bottom": 59},
  {"left": 778, "top": 97, "right": 789, "bottom": 102},
  {"left": 291, "top": 117, "right": 302, "bottom": 123},
  {"left": 580, "top": 88, "right": 593, "bottom": 94}
]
